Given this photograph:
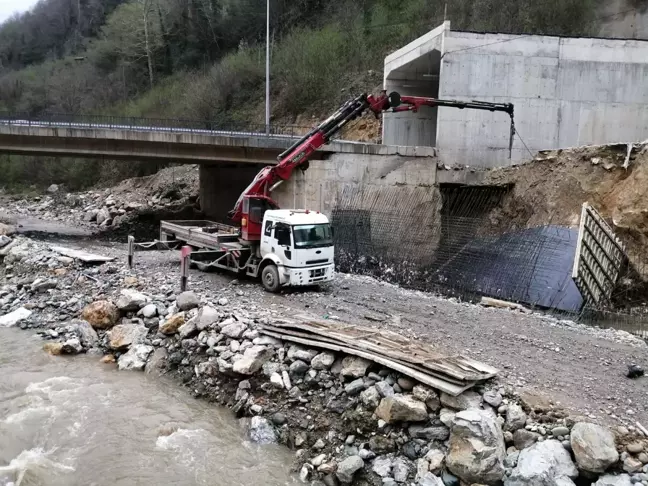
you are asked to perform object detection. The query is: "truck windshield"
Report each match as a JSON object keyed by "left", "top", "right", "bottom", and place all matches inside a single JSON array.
[{"left": 293, "top": 224, "right": 333, "bottom": 249}]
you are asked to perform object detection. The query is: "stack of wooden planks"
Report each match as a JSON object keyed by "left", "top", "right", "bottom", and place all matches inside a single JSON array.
[{"left": 259, "top": 314, "right": 498, "bottom": 396}]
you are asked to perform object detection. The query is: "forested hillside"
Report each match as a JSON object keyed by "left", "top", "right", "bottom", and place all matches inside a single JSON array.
[{"left": 0, "top": 0, "right": 641, "bottom": 189}]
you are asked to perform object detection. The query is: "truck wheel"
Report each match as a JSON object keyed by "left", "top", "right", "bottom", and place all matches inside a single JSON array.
[{"left": 261, "top": 264, "right": 281, "bottom": 293}]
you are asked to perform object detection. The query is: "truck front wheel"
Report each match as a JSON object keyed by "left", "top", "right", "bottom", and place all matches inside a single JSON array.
[{"left": 261, "top": 264, "right": 281, "bottom": 293}]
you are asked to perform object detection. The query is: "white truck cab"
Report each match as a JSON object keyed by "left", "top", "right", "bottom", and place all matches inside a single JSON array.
[{"left": 259, "top": 209, "right": 335, "bottom": 292}]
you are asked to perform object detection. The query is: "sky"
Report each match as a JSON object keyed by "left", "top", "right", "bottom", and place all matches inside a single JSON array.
[{"left": 0, "top": 0, "right": 39, "bottom": 24}]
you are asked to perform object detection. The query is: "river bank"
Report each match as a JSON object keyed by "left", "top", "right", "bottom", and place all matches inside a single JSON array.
[{"left": 1, "top": 230, "right": 648, "bottom": 486}]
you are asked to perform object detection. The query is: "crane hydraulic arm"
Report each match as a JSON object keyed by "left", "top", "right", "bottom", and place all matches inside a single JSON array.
[{"left": 229, "top": 90, "right": 514, "bottom": 240}]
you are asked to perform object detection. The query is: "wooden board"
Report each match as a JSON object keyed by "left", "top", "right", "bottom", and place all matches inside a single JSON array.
[
  {"left": 50, "top": 246, "right": 115, "bottom": 263},
  {"left": 260, "top": 329, "right": 473, "bottom": 396},
  {"left": 269, "top": 315, "right": 498, "bottom": 382}
]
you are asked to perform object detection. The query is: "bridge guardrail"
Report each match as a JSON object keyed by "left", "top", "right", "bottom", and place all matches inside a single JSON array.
[{"left": 0, "top": 112, "right": 312, "bottom": 139}]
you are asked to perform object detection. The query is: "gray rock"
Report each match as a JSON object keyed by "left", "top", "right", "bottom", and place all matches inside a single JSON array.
[
  {"left": 504, "top": 450, "right": 520, "bottom": 468},
  {"left": 247, "top": 416, "right": 276, "bottom": 444},
  {"left": 232, "top": 346, "right": 274, "bottom": 375},
  {"left": 340, "top": 356, "right": 371, "bottom": 379},
  {"left": 176, "top": 291, "right": 199, "bottom": 311},
  {"left": 289, "top": 359, "right": 309, "bottom": 377},
  {"left": 439, "top": 408, "right": 456, "bottom": 427},
  {"left": 107, "top": 323, "right": 148, "bottom": 350},
  {"left": 196, "top": 306, "right": 219, "bottom": 330},
  {"left": 483, "top": 390, "right": 503, "bottom": 408},
  {"left": 336, "top": 455, "right": 364, "bottom": 484},
  {"left": 287, "top": 345, "right": 318, "bottom": 362},
  {"left": 372, "top": 456, "right": 393, "bottom": 477},
  {"left": 393, "top": 457, "right": 411, "bottom": 483},
  {"left": 570, "top": 422, "right": 619, "bottom": 473},
  {"left": 594, "top": 474, "right": 633, "bottom": 486},
  {"left": 447, "top": 409, "right": 506, "bottom": 485},
  {"left": 178, "top": 319, "right": 198, "bottom": 339},
  {"left": 505, "top": 404, "right": 527, "bottom": 432},
  {"left": 61, "top": 338, "right": 82, "bottom": 354},
  {"left": 345, "top": 378, "right": 365, "bottom": 396},
  {"left": 47, "top": 184, "right": 59, "bottom": 193},
  {"left": 221, "top": 321, "right": 247, "bottom": 339},
  {"left": 70, "top": 319, "right": 99, "bottom": 349},
  {"left": 375, "top": 381, "right": 395, "bottom": 398},
  {"left": 139, "top": 304, "right": 158, "bottom": 318},
  {"left": 96, "top": 207, "right": 111, "bottom": 225},
  {"left": 398, "top": 377, "right": 416, "bottom": 391},
  {"left": 116, "top": 288, "right": 149, "bottom": 312},
  {"left": 83, "top": 209, "right": 98, "bottom": 222},
  {"left": 145, "top": 347, "right": 168, "bottom": 375},
  {"left": 425, "top": 449, "right": 445, "bottom": 474},
  {"left": 369, "top": 435, "right": 396, "bottom": 453},
  {"left": 552, "top": 426, "right": 570, "bottom": 437},
  {"left": 513, "top": 429, "right": 540, "bottom": 450},
  {"left": 217, "top": 297, "right": 228, "bottom": 306},
  {"left": 360, "top": 386, "right": 381, "bottom": 408},
  {"left": 505, "top": 440, "right": 578, "bottom": 486},
  {"left": 417, "top": 473, "right": 445, "bottom": 486},
  {"left": 117, "top": 344, "right": 154, "bottom": 371},
  {"left": 311, "top": 351, "right": 336, "bottom": 370},
  {"left": 409, "top": 425, "right": 450, "bottom": 441},
  {"left": 376, "top": 395, "right": 428, "bottom": 423},
  {"left": 270, "top": 372, "right": 284, "bottom": 388},
  {"left": 441, "top": 391, "right": 482, "bottom": 411},
  {"left": 624, "top": 456, "right": 643, "bottom": 473}
]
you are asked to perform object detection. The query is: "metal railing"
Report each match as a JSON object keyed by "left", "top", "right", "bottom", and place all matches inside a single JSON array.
[{"left": 0, "top": 111, "right": 312, "bottom": 139}]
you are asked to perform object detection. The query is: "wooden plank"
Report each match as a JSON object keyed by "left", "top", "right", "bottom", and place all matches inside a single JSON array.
[
  {"left": 260, "top": 324, "right": 469, "bottom": 386},
  {"left": 270, "top": 317, "right": 496, "bottom": 381},
  {"left": 50, "top": 246, "right": 115, "bottom": 263},
  {"left": 259, "top": 329, "right": 474, "bottom": 396}
]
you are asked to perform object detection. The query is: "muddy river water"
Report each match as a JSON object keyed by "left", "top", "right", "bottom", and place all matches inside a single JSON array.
[{"left": 0, "top": 328, "right": 298, "bottom": 486}]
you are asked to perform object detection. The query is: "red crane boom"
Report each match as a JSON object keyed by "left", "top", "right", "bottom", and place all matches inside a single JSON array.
[{"left": 230, "top": 91, "right": 514, "bottom": 241}]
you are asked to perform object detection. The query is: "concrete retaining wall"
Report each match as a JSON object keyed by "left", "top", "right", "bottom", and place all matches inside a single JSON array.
[{"left": 272, "top": 151, "right": 441, "bottom": 265}]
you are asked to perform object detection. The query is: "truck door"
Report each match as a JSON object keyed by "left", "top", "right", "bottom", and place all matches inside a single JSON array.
[{"left": 274, "top": 223, "right": 293, "bottom": 263}]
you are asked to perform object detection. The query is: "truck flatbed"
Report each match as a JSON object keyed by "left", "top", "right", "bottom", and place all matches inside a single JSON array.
[{"left": 159, "top": 220, "right": 239, "bottom": 250}]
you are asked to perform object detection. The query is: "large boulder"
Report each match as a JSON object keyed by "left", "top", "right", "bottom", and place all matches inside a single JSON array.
[
  {"left": 221, "top": 321, "right": 247, "bottom": 339},
  {"left": 375, "top": 395, "right": 428, "bottom": 423},
  {"left": 505, "top": 404, "right": 527, "bottom": 432},
  {"left": 232, "top": 346, "right": 274, "bottom": 375},
  {"left": 69, "top": 319, "right": 99, "bottom": 349},
  {"left": 593, "top": 474, "right": 633, "bottom": 486},
  {"left": 505, "top": 440, "right": 578, "bottom": 486},
  {"left": 440, "top": 391, "right": 482, "bottom": 411},
  {"left": 570, "top": 423, "right": 619, "bottom": 473},
  {"left": 95, "top": 207, "right": 111, "bottom": 225},
  {"left": 116, "top": 289, "right": 149, "bottom": 312},
  {"left": 247, "top": 416, "right": 276, "bottom": 444},
  {"left": 118, "top": 344, "right": 154, "bottom": 371},
  {"left": 311, "top": 352, "right": 336, "bottom": 370},
  {"left": 107, "top": 324, "right": 148, "bottom": 350},
  {"left": 82, "top": 301, "right": 119, "bottom": 329},
  {"left": 176, "top": 291, "right": 199, "bottom": 311},
  {"left": 446, "top": 409, "right": 506, "bottom": 485},
  {"left": 160, "top": 313, "right": 184, "bottom": 334},
  {"left": 340, "top": 356, "right": 371, "bottom": 378},
  {"left": 196, "top": 306, "right": 220, "bottom": 330},
  {"left": 336, "top": 455, "right": 364, "bottom": 484}
]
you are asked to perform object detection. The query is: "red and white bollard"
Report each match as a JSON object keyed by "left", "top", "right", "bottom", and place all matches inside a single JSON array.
[{"left": 180, "top": 245, "right": 191, "bottom": 291}]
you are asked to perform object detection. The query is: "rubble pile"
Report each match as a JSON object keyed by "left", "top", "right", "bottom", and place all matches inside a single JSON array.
[
  {"left": 1, "top": 235, "right": 647, "bottom": 486},
  {"left": 0, "top": 165, "right": 200, "bottom": 233}
]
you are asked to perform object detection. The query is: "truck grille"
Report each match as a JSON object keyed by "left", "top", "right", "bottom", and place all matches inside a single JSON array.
[
  {"left": 309, "top": 268, "right": 326, "bottom": 278},
  {"left": 306, "top": 259, "right": 329, "bottom": 265}
]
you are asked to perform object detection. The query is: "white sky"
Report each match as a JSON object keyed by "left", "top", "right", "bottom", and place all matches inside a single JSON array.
[{"left": 0, "top": 0, "right": 39, "bottom": 24}]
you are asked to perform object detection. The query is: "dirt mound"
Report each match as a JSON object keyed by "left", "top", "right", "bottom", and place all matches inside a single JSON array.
[{"left": 485, "top": 141, "right": 648, "bottom": 274}]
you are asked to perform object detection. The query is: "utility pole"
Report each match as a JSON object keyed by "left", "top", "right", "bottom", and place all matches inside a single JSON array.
[{"left": 265, "top": 0, "right": 270, "bottom": 135}]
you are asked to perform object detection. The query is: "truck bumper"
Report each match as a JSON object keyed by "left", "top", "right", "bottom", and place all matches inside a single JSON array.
[{"left": 282, "top": 264, "right": 335, "bottom": 286}]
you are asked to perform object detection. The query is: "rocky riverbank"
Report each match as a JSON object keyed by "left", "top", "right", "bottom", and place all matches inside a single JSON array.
[{"left": 1, "top": 234, "right": 648, "bottom": 486}]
